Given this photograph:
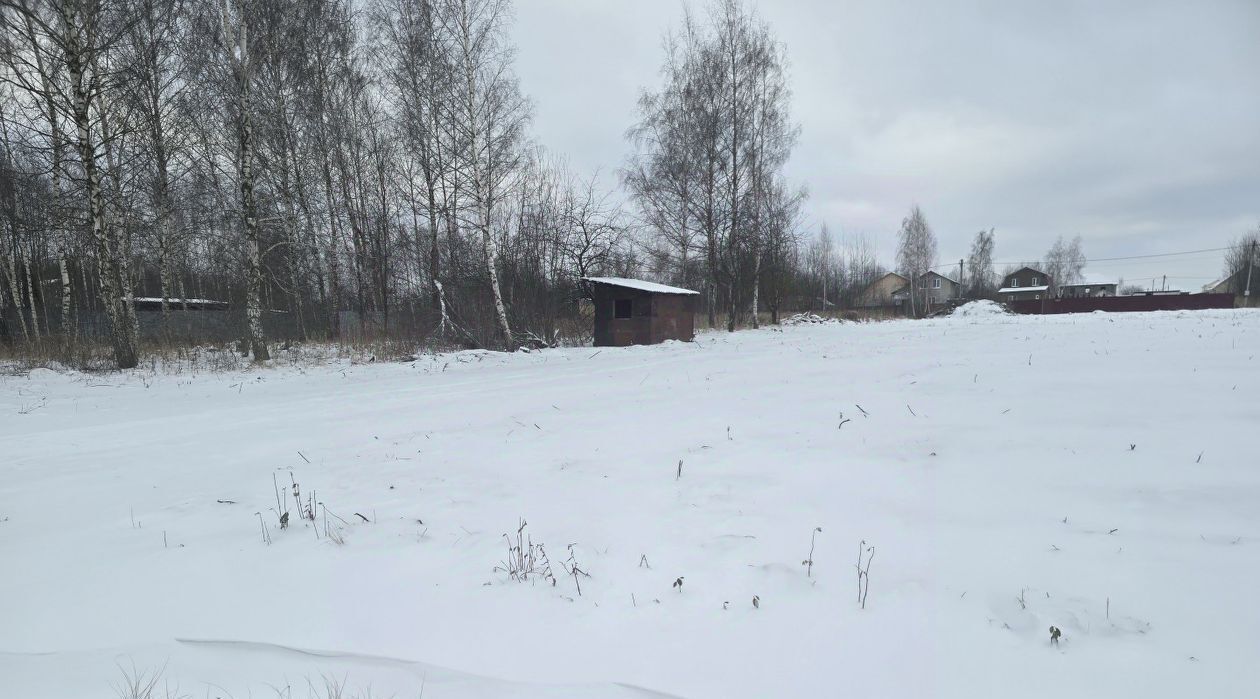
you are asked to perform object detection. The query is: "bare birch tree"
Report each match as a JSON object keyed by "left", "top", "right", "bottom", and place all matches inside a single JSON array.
[
  {"left": 215, "top": 0, "right": 268, "bottom": 359},
  {"left": 1, "top": 0, "right": 140, "bottom": 367},
  {"left": 895, "top": 205, "right": 936, "bottom": 317},
  {"left": 625, "top": 0, "right": 797, "bottom": 331},
  {"left": 1043, "top": 235, "right": 1085, "bottom": 295},
  {"left": 966, "top": 228, "right": 995, "bottom": 298},
  {"left": 119, "top": 0, "right": 184, "bottom": 322},
  {"left": 439, "top": 0, "right": 528, "bottom": 349},
  {"left": 373, "top": 0, "right": 451, "bottom": 319}
]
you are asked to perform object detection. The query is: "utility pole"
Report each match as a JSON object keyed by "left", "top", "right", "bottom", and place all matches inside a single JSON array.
[
  {"left": 1246, "top": 240, "right": 1256, "bottom": 299},
  {"left": 821, "top": 267, "right": 827, "bottom": 309},
  {"left": 1162, "top": 275, "right": 1167, "bottom": 292},
  {"left": 959, "top": 259, "right": 964, "bottom": 300}
]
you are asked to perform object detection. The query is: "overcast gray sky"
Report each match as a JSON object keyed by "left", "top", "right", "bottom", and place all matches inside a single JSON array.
[{"left": 514, "top": 0, "right": 1260, "bottom": 288}]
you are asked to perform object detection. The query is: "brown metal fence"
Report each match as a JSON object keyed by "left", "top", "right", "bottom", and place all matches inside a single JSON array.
[{"left": 1008, "top": 294, "right": 1237, "bottom": 315}]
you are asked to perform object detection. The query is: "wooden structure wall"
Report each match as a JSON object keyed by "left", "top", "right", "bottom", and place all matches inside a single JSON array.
[{"left": 589, "top": 284, "right": 697, "bottom": 347}]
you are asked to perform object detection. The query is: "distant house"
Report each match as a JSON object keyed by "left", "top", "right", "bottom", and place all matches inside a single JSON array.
[
  {"left": 855, "top": 272, "right": 908, "bottom": 308},
  {"left": 886, "top": 271, "right": 961, "bottom": 315},
  {"left": 998, "top": 267, "right": 1051, "bottom": 301},
  {"left": 1057, "top": 276, "right": 1117, "bottom": 299},
  {"left": 1204, "top": 267, "right": 1256, "bottom": 302},
  {"left": 584, "top": 277, "right": 699, "bottom": 347},
  {"left": 891, "top": 271, "right": 960, "bottom": 306}
]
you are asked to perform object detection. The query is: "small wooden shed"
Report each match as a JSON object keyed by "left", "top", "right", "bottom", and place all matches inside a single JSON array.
[{"left": 584, "top": 277, "right": 699, "bottom": 347}]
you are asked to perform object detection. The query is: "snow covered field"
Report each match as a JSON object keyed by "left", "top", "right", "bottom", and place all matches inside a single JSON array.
[{"left": 3, "top": 308, "right": 1259, "bottom": 698}]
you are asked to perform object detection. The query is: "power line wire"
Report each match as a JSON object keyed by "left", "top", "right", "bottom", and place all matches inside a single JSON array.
[
  {"left": 928, "top": 245, "right": 1231, "bottom": 271},
  {"left": 1086, "top": 246, "right": 1230, "bottom": 262}
]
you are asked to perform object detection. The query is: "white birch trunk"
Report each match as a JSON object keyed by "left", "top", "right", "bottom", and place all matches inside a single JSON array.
[
  {"left": 482, "top": 222, "right": 512, "bottom": 347},
  {"left": 224, "top": 0, "right": 269, "bottom": 360},
  {"left": 459, "top": 14, "right": 512, "bottom": 350},
  {"left": 158, "top": 241, "right": 171, "bottom": 316},
  {"left": 33, "top": 15, "right": 68, "bottom": 341},
  {"left": 88, "top": 53, "right": 141, "bottom": 351},
  {"left": 3, "top": 246, "right": 30, "bottom": 341},
  {"left": 433, "top": 278, "right": 449, "bottom": 337},
  {"left": 751, "top": 251, "right": 761, "bottom": 329},
  {"left": 59, "top": 255, "right": 73, "bottom": 335},
  {"left": 23, "top": 253, "right": 41, "bottom": 341},
  {"left": 63, "top": 3, "right": 138, "bottom": 368}
]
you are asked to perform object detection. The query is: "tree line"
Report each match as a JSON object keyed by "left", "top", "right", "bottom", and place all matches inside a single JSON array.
[{"left": 0, "top": 0, "right": 850, "bottom": 368}]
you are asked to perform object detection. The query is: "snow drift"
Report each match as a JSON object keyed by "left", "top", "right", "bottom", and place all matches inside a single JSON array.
[{"left": 950, "top": 299, "right": 1012, "bottom": 317}]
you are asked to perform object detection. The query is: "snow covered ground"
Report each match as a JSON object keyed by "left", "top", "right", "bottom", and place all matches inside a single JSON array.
[{"left": 2, "top": 309, "right": 1258, "bottom": 698}]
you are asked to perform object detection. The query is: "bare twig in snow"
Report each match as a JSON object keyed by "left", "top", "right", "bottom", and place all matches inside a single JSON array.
[
  {"left": 564, "top": 544, "right": 591, "bottom": 596},
  {"left": 255, "top": 512, "right": 271, "bottom": 545},
  {"left": 803, "top": 527, "right": 822, "bottom": 577},
  {"left": 856, "top": 540, "right": 875, "bottom": 609}
]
